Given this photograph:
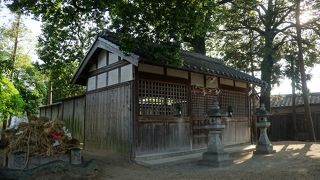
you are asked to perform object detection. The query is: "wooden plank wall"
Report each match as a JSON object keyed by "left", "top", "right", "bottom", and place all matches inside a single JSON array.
[
  {"left": 269, "top": 112, "right": 320, "bottom": 141},
  {"left": 137, "top": 116, "right": 190, "bottom": 154},
  {"left": 40, "top": 103, "right": 62, "bottom": 120},
  {"left": 85, "top": 83, "right": 133, "bottom": 156},
  {"left": 63, "top": 98, "right": 85, "bottom": 142},
  {"left": 222, "top": 118, "right": 250, "bottom": 146},
  {"left": 39, "top": 96, "right": 85, "bottom": 142}
]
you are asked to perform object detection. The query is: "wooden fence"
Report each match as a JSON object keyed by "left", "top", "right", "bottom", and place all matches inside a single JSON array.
[
  {"left": 268, "top": 111, "right": 320, "bottom": 141},
  {"left": 39, "top": 95, "right": 85, "bottom": 142},
  {"left": 85, "top": 83, "right": 133, "bottom": 156}
]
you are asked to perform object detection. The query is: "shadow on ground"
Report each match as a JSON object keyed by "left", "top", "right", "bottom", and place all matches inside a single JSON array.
[{"left": 89, "top": 141, "right": 320, "bottom": 180}]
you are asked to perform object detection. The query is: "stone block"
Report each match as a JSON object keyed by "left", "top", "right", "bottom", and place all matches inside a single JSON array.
[
  {"left": 198, "top": 152, "right": 232, "bottom": 167},
  {"left": 70, "top": 148, "right": 82, "bottom": 165}
]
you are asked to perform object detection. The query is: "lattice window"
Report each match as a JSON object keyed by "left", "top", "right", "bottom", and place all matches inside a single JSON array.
[
  {"left": 191, "top": 88, "right": 248, "bottom": 117},
  {"left": 191, "top": 87, "right": 220, "bottom": 117},
  {"left": 220, "top": 90, "right": 248, "bottom": 117},
  {"left": 138, "top": 80, "right": 188, "bottom": 116}
]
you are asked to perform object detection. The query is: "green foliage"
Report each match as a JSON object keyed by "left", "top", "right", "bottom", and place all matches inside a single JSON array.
[
  {"left": 212, "top": 0, "right": 320, "bottom": 109},
  {"left": 216, "top": 0, "right": 296, "bottom": 82},
  {"left": 109, "top": 0, "right": 224, "bottom": 59},
  {"left": 0, "top": 27, "right": 11, "bottom": 75},
  {"left": 6, "top": 0, "right": 110, "bottom": 101},
  {"left": 5, "top": 0, "right": 320, "bottom": 110},
  {"left": 13, "top": 55, "right": 47, "bottom": 114},
  {"left": 0, "top": 76, "right": 25, "bottom": 120},
  {"left": 0, "top": 10, "right": 47, "bottom": 115}
]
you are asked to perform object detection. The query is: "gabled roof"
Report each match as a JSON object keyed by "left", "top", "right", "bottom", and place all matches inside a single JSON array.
[
  {"left": 271, "top": 93, "right": 320, "bottom": 108},
  {"left": 71, "top": 36, "right": 139, "bottom": 85},
  {"left": 71, "top": 31, "right": 266, "bottom": 87}
]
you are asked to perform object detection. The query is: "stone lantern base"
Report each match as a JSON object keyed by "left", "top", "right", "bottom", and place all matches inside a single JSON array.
[
  {"left": 254, "top": 143, "right": 276, "bottom": 154},
  {"left": 198, "top": 152, "right": 231, "bottom": 167},
  {"left": 254, "top": 121, "right": 276, "bottom": 154},
  {"left": 198, "top": 127, "right": 232, "bottom": 167}
]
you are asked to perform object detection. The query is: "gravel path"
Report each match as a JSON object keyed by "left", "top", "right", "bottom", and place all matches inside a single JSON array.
[
  {"left": 1, "top": 141, "right": 319, "bottom": 180},
  {"left": 89, "top": 141, "right": 320, "bottom": 180}
]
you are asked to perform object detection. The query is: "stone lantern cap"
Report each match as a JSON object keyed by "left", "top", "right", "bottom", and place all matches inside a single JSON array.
[
  {"left": 207, "top": 98, "right": 227, "bottom": 117},
  {"left": 255, "top": 104, "right": 271, "bottom": 117}
]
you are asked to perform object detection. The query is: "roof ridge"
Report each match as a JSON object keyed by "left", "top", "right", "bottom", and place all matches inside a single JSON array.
[
  {"left": 272, "top": 92, "right": 320, "bottom": 97},
  {"left": 180, "top": 51, "right": 225, "bottom": 65}
]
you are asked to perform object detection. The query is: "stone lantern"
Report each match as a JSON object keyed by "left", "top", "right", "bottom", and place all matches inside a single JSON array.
[
  {"left": 254, "top": 104, "right": 275, "bottom": 154},
  {"left": 199, "top": 97, "right": 231, "bottom": 167}
]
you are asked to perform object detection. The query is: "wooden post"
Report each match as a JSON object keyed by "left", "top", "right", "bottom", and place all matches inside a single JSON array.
[{"left": 188, "top": 72, "right": 193, "bottom": 150}]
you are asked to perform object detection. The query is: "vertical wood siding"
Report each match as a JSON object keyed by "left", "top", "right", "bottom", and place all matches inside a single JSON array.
[
  {"left": 39, "top": 96, "right": 85, "bottom": 142},
  {"left": 85, "top": 83, "right": 133, "bottom": 156},
  {"left": 268, "top": 111, "right": 320, "bottom": 141},
  {"left": 220, "top": 90, "right": 250, "bottom": 145},
  {"left": 62, "top": 98, "right": 85, "bottom": 142},
  {"left": 137, "top": 116, "right": 190, "bottom": 154}
]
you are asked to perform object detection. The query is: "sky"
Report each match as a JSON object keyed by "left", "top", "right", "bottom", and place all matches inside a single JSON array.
[
  {"left": 1, "top": 4, "right": 320, "bottom": 95},
  {"left": 0, "top": 3, "right": 42, "bottom": 62},
  {"left": 271, "top": 65, "right": 320, "bottom": 94}
]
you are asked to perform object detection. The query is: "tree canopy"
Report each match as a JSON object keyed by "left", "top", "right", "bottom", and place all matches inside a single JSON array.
[
  {"left": 4, "top": 0, "right": 320, "bottom": 111},
  {"left": 0, "top": 75, "right": 25, "bottom": 120},
  {"left": 0, "top": 10, "right": 46, "bottom": 118}
]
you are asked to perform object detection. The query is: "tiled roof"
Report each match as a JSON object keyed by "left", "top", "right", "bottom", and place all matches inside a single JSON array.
[
  {"left": 179, "top": 51, "right": 266, "bottom": 86},
  {"left": 100, "top": 31, "right": 266, "bottom": 87},
  {"left": 271, "top": 93, "right": 320, "bottom": 107}
]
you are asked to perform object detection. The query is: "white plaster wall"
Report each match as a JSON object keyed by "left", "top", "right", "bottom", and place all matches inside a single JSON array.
[
  {"left": 97, "top": 72, "right": 107, "bottom": 88},
  {"left": 120, "top": 64, "right": 133, "bottom": 82},
  {"left": 191, "top": 72, "right": 204, "bottom": 87},
  {"left": 235, "top": 81, "right": 247, "bottom": 88},
  {"left": 167, "top": 68, "right": 188, "bottom": 79},
  {"left": 138, "top": 64, "right": 164, "bottom": 75},
  {"left": 220, "top": 78, "right": 234, "bottom": 86},
  {"left": 108, "top": 52, "right": 118, "bottom": 65},
  {"left": 87, "top": 76, "right": 96, "bottom": 91},
  {"left": 97, "top": 50, "right": 107, "bottom": 69},
  {"left": 108, "top": 69, "right": 119, "bottom": 85}
]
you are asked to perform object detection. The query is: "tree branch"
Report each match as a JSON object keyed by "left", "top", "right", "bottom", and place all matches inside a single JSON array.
[
  {"left": 273, "top": 5, "right": 295, "bottom": 30},
  {"left": 258, "top": 4, "right": 267, "bottom": 14},
  {"left": 302, "top": 26, "right": 320, "bottom": 37},
  {"left": 218, "top": 0, "right": 233, "bottom": 5},
  {"left": 256, "top": 7, "right": 266, "bottom": 25},
  {"left": 274, "top": 23, "right": 296, "bottom": 35},
  {"left": 220, "top": 25, "right": 265, "bottom": 36},
  {"left": 243, "top": 22, "right": 265, "bottom": 36},
  {"left": 273, "top": 35, "right": 288, "bottom": 50}
]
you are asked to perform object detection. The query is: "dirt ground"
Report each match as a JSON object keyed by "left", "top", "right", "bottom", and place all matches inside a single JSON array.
[
  {"left": 85, "top": 141, "right": 320, "bottom": 180},
  {"left": 1, "top": 141, "right": 319, "bottom": 180}
]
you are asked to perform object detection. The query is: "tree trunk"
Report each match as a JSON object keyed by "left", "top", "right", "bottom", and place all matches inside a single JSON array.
[
  {"left": 190, "top": 35, "right": 206, "bottom": 55},
  {"left": 290, "top": 57, "right": 297, "bottom": 140},
  {"left": 295, "top": 0, "right": 316, "bottom": 141},
  {"left": 48, "top": 80, "right": 53, "bottom": 105},
  {"left": 6, "top": 13, "right": 21, "bottom": 131},
  {"left": 260, "top": 35, "right": 274, "bottom": 111},
  {"left": 259, "top": 0, "right": 275, "bottom": 111},
  {"left": 9, "top": 13, "right": 21, "bottom": 80}
]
